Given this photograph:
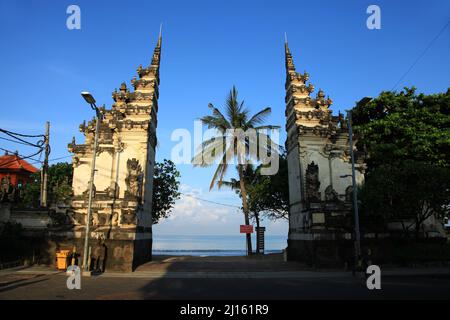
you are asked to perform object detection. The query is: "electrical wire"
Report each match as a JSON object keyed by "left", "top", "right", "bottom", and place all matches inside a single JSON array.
[
  {"left": 180, "top": 192, "right": 241, "bottom": 208},
  {"left": 0, "top": 128, "right": 45, "bottom": 138},
  {"left": 0, "top": 128, "right": 45, "bottom": 148},
  {"left": 391, "top": 20, "right": 450, "bottom": 90},
  {"left": 28, "top": 155, "right": 72, "bottom": 165},
  {"left": 0, "top": 127, "right": 49, "bottom": 167},
  {"left": 0, "top": 136, "right": 37, "bottom": 147}
]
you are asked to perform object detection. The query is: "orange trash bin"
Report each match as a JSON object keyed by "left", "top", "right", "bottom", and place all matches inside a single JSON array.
[{"left": 56, "top": 250, "right": 70, "bottom": 270}]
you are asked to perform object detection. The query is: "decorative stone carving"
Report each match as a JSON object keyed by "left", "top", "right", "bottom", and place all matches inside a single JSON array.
[
  {"left": 0, "top": 175, "right": 16, "bottom": 202},
  {"left": 92, "top": 212, "right": 100, "bottom": 228},
  {"left": 110, "top": 212, "right": 119, "bottom": 226},
  {"left": 345, "top": 186, "right": 353, "bottom": 202},
  {"left": 125, "top": 158, "right": 143, "bottom": 200},
  {"left": 305, "top": 162, "right": 320, "bottom": 202},
  {"left": 48, "top": 210, "right": 71, "bottom": 227},
  {"left": 325, "top": 185, "right": 339, "bottom": 202},
  {"left": 105, "top": 182, "right": 119, "bottom": 199},
  {"left": 121, "top": 211, "right": 137, "bottom": 225},
  {"left": 82, "top": 184, "right": 96, "bottom": 200},
  {"left": 79, "top": 120, "right": 87, "bottom": 133},
  {"left": 72, "top": 156, "right": 80, "bottom": 168},
  {"left": 73, "top": 212, "right": 85, "bottom": 225},
  {"left": 68, "top": 137, "right": 76, "bottom": 153}
]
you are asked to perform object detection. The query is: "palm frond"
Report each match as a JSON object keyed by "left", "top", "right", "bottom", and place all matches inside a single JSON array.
[
  {"left": 209, "top": 163, "right": 226, "bottom": 190},
  {"left": 217, "top": 161, "right": 228, "bottom": 189},
  {"left": 200, "top": 115, "right": 229, "bottom": 131},
  {"left": 195, "top": 86, "right": 281, "bottom": 193},
  {"left": 254, "top": 125, "right": 281, "bottom": 130},
  {"left": 209, "top": 152, "right": 230, "bottom": 190},
  {"left": 208, "top": 103, "right": 231, "bottom": 129},
  {"left": 225, "top": 86, "right": 241, "bottom": 124},
  {"left": 192, "top": 137, "right": 227, "bottom": 167},
  {"left": 247, "top": 107, "right": 272, "bottom": 127},
  {"left": 221, "top": 179, "right": 239, "bottom": 189}
]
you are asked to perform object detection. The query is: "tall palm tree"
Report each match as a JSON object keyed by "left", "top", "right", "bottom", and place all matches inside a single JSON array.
[
  {"left": 222, "top": 164, "right": 264, "bottom": 254},
  {"left": 192, "top": 86, "right": 279, "bottom": 255}
]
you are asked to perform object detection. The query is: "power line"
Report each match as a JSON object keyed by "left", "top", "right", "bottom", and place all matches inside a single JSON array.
[
  {"left": 0, "top": 126, "right": 52, "bottom": 168},
  {"left": 0, "top": 128, "right": 45, "bottom": 138},
  {"left": 0, "top": 128, "right": 45, "bottom": 148},
  {"left": 28, "top": 155, "right": 72, "bottom": 165},
  {"left": 180, "top": 192, "right": 241, "bottom": 209},
  {"left": 0, "top": 136, "right": 37, "bottom": 147},
  {"left": 392, "top": 20, "right": 450, "bottom": 90}
]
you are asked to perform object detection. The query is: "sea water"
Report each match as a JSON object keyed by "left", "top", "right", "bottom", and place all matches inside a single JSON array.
[{"left": 152, "top": 234, "right": 287, "bottom": 256}]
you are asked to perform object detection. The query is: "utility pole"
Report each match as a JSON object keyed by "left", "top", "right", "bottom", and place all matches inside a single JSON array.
[
  {"left": 40, "top": 121, "right": 50, "bottom": 207},
  {"left": 81, "top": 92, "right": 101, "bottom": 275},
  {"left": 83, "top": 113, "right": 101, "bottom": 272},
  {"left": 346, "top": 97, "right": 371, "bottom": 273},
  {"left": 347, "top": 111, "right": 361, "bottom": 271}
]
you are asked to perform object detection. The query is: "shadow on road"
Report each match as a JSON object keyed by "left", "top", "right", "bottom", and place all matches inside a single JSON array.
[{"left": 0, "top": 274, "right": 49, "bottom": 293}]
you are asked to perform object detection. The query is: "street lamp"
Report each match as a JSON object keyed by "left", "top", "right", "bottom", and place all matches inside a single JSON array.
[
  {"left": 80, "top": 91, "right": 102, "bottom": 274},
  {"left": 346, "top": 96, "right": 371, "bottom": 273}
]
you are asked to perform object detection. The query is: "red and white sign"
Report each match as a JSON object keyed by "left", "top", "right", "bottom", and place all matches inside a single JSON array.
[{"left": 240, "top": 225, "right": 254, "bottom": 234}]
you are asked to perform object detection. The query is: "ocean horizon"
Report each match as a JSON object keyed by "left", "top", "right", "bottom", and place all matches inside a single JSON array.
[{"left": 152, "top": 234, "right": 288, "bottom": 256}]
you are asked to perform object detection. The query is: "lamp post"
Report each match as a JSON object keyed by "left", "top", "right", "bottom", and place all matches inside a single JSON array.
[
  {"left": 346, "top": 96, "right": 372, "bottom": 273},
  {"left": 80, "top": 91, "right": 102, "bottom": 274}
]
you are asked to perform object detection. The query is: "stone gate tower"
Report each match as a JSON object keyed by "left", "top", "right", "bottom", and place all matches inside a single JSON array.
[
  {"left": 67, "top": 33, "right": 162, "bottom": 271},
  {"left": 284, "top": 40, "right": 365, "bottom": 266}
]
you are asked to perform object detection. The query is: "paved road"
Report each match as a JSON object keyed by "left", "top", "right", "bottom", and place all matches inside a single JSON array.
[{"left": 0, "top": 269, "right": 449, "bottom": 299}]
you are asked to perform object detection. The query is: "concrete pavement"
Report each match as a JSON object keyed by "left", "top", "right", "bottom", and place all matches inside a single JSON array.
[
  {"left": 0, "top": 255, "right": 449, "bottom": 299},
  {"left": 0, "top": 269, "right": 450, "bottom": 300}
]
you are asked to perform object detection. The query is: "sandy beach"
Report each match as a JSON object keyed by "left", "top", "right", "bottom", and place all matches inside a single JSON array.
[{"left": 136, "top": 253, "right": 309, "bottom": 272}]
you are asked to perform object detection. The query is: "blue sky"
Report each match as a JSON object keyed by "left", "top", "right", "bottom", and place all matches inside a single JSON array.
[{"left": 0, "top": 0, "right": 449, "bottom": 236}]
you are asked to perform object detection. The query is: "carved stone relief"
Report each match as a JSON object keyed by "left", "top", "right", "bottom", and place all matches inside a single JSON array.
[
  {"left": 305, "top": 162, "right": 321, "bottom": 202},
  {"left": 125, "top": 158, "right": 143, "bottom": 201},
  {"left": 324, "top": 185, "right": 339, "bottom": 202}
]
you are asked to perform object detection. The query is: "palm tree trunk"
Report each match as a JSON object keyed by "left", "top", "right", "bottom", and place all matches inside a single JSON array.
[{"left": 238, "top": 164, "right": 252, "bottom": 255}]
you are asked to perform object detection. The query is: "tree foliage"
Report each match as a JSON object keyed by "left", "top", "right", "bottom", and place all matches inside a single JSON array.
[
  {"left": 225, "top": 152, "right": 289, "bottom": 222},
  {"left": 353, "top": 88, "right": 450, "bottom": 237},
  {"left": 151, "top": 159, "right": 181, "bottom": 224},
  {"left": 359, "top": 161, "right": 450, "bottom": 238},
  {"left": 352, "top": 87, "right": 450, "bottom": 170},
  {"left": 247, "top": 152, "right": 289, "bottom": 221},
  {"left": 20, "top": 162, "right": 73, "bottom": 207}
]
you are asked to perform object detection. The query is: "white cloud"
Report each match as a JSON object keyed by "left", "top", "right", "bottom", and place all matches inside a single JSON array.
[{"left": 153, "top": 184, "right": 288, "bottom": 236}]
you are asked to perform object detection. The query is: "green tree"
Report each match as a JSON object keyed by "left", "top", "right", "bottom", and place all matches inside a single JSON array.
[
  {"left": 352, "top": 87, "right": 450, "bottom": 171},
  {"left": 360, "top": 161, "right": 450, "bottom": 239},
  {"left": 193, "top": 86, "right": 279, "bottom": 255},
  {"left": 225, "top": 152, "right": 289, "bottom": 223},
  {"left": 20, "top": 162, "right": 73, "bottom": 207},
  {"left": 353, "top": 88, "right": 450, "bottom": 237},
  {"left": 152, "top": 159, "right": 181, "bottom": 224},
  {"left": 247, "top": 152, "right": 289, "bottom": 222}
]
